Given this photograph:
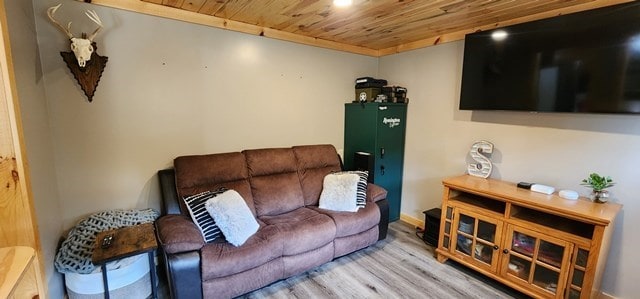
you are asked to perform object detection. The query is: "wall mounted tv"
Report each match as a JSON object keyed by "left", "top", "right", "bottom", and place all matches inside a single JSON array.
[{"left": 459, "top": 2, "right": 640, "bottom": 114}]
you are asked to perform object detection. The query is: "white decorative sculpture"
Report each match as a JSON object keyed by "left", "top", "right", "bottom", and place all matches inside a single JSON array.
[
  {"left": 47, "top": 4, "right": 103, "bottom": 68},
  {"left": 46, "top": 4, "right": 108, "bottom": 102},
  {"left": 468, "top": 140, "right": 494, "bottom": 178}
]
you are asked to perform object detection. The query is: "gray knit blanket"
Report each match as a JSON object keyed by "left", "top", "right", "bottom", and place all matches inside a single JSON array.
[{"left": 55, "top": 209, "right": 159, "bottom": 274}]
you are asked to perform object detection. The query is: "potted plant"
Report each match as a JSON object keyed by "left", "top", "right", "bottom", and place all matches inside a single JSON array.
[{"left": 581, "top": 173, "right": 615, "bottom": 203}]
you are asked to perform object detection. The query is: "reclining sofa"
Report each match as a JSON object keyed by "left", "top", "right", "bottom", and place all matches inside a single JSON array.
[{"left": 156, "top": 144, "right": 389, "bottom": 298}]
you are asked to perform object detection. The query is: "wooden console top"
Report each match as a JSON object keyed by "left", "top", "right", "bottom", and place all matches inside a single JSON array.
[
  {"left": 92, "top": 223, "right": 157, "bottom": 265},
  {"left": 442, "top": 175, "right": 621, "bottom": 226}
]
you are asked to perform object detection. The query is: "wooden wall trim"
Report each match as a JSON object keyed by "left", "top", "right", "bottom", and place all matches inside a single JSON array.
[
  {"left": 78, "top": 0, "right": 633, "bottom": 57},
  {"left": 378, "top": 0, "right": 634, "bottom": 56},
  {"left": 400, "top": 213, "right": 424, "bottom": 230},
  {"left": 74, "top": 0, "right": 380, "bottom": 57},
  {"left": 0, "top": 0, "right": 38, "bottom": 255},
  {"left": 0, "top": 0, "right": 47, "bottom": 296}
]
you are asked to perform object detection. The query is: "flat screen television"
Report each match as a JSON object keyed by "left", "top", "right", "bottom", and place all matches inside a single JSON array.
[{"left": 459, "top": 2, "right": 640, "bottom": 114}]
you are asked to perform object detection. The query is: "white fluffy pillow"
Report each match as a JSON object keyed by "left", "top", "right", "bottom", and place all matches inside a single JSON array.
[
  {"left": 319, "top": 172, "right": 360, "bottom": 212},
  {"left": 204, "top": 190, "right": 259, "bottom": 246}
]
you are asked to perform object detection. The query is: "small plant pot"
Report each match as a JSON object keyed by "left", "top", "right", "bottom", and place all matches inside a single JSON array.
[{"left": 591, "top": 190, "right": 609, "bottom": 203}]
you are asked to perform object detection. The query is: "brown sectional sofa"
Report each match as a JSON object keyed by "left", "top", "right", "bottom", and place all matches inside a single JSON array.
[{"left": 156, "top": 144, "right": 390, "bottom": 298}]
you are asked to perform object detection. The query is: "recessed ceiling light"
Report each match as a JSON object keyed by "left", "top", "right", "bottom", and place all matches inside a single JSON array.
[
  {"left": 334, "top": 0, "right": 353, "bottom": 7},
  {"left": 491, "top": 30, "right": 508, "bottom": 41}
]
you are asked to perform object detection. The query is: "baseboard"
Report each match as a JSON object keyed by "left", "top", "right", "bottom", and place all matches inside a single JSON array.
[
  {"left": 598, "top": 291, "right": 616, "bottom": 299},
  {"left": 400, "top": 213, "right": 424, "bottom": 230}
]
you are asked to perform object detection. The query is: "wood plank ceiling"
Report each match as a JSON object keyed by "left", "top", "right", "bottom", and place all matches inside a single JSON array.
[{"left": 82, "top": 0, "right": 633, "bottom": 56}]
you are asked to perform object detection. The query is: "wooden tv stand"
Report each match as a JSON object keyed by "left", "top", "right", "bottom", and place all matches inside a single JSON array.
[{"left": 436, "top": 175, "right": 621, "bottom": 299}]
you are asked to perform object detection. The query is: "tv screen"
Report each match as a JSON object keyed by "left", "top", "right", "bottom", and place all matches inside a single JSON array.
[{"left": 459, "top": 2, "right": 640, "bottom": 114}]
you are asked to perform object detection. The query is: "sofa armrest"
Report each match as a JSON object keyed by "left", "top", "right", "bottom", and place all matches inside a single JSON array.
[
  {"left": 156, "top": 215, "right": 205, "bottom": 254},
  {"left": 162, "top": 250, "right": 203, "bottom": 299},
  {"left": 367, "top": 183, "right": 387, "bottom": 203},
  {"left": 375, "top": 199, "right": 389, "bottom": 240}
]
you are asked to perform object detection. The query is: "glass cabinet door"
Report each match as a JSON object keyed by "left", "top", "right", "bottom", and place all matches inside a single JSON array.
[
  {"left": 501, "top": 225, "right": 573, "bottom": 298},
  {"left": 451, "top": 209, "right": 503, "bottom": 272},
  {"left": 440, "top": 206, "right": 454, "bottom": 250},
  {"left": 566, "top": 247, "right": 590, "bottom": 298}
]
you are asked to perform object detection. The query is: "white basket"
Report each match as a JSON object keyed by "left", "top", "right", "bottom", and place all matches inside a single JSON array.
[{"left": 65, "top": 253, "right": 152, "bottom": 299}]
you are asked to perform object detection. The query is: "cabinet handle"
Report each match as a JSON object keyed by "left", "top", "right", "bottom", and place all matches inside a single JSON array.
[
  {"left": 493, "top": 245, "right": 499, "bottom": 250},
  {"left": 380, "top": 165, "right": 385, "bottom": 176},
  {"left": 380, "top": 147, "right": 385, "bottom": 158},
  {"left": 502, "top": 249, "right": 509, "bottom": 254}
]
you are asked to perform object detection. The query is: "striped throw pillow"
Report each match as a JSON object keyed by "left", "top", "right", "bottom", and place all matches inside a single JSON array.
[
  {"left": 329, "top": 170, "right": 369, "bottom": 209},
  {"left": 319, "top": 172, "right": 360, "bottom": 212},
  {"left": 183, "top": 188, "right": 228, "bottom": 243},
  {"left": 349, "top": 171, "right": 369, "bottom": 209}
]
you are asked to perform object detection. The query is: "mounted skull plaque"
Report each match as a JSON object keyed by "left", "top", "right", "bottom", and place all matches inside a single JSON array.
[{"left": 48, "top": 4, "right": 108, "bottom": 102}]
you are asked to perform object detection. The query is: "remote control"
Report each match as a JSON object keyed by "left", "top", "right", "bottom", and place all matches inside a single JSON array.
[
  {"left": 531, "top": 184, "right": 555, "bottom": 195},
  {"left": 559, "top": 190, "right": 579, "bottom": 200}
]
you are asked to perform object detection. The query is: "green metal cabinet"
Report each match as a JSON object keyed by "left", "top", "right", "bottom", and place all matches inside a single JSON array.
[{"left": 344, "top": 103, "right": 407, "bottom": 222}]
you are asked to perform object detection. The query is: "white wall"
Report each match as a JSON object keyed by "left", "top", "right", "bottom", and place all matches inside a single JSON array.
[
  {"left": 4, "top": 0, "right": 64, "bottom": 297},
  {"left": 379, "top": 41, "right": 639, "bottom": 298},
  {"left": 33, "top": 0, "right": 378, "bottom": 230}
]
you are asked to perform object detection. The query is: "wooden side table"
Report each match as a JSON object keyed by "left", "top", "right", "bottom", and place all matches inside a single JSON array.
[
  {"left": 92, "top": 223, "right": 158, "bottom": 299},
  {"left": 0, "top": 246, "right": 40, "bottom": 299}
]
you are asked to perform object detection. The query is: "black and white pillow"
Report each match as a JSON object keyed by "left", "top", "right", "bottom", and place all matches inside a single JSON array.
[
  {"left": 348, "top": 171, "right": 369, "bottom": 209},
  {"left": 329, "top": 170, "right": 368, "bottom": 209},
  {"left": 183, "top": 188, "right": 228, "bottom": 243},
  {"left": 319, "top": 172, "right": 360, "bottom": 212},
  {"left": 205, "top": 189, "right": 259, "bottom": 247}
]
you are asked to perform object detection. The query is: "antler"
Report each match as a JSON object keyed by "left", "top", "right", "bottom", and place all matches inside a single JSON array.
[
  {"left": 85, "top": 10, "right": 103, "bottom": 42},
  {"left": 47, "top": 4, "right": 74, "bottom": 39}
]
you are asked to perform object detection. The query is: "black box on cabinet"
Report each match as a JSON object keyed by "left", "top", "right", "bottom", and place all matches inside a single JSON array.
[
  {"left": 422, "top": 208, "right": 441, "bottom": 246},
  {"left": 353, "top": 152, "right": 374, "bottom": 182}
]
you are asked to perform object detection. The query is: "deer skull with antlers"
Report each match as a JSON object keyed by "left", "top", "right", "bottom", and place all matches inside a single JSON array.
[{"left": 47, "top": 4, "right": 103, "bottom": 68}]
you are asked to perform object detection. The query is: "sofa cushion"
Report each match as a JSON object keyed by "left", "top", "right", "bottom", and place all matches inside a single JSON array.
[
  {"left": 183, "top": 189, "right": 227, "bottom": 243},
  {"left": 202, "top": 259, "right": 284, "bottom": 299},
  {"left": 205, "top": 189, "right": 259, "bottom": 246},
  {"left": 200, "top": 223, "right": 283, "bottom": 280},
  {"left": 310, "top": 203, "right": 380, "bottom": 238},
  {"left": 292, "top": 145, "right": 342, "bottom": 206},
  {"left": 244, "top": 148, "right": 305, "bottom": 216},
  {"left": 259, "top": 207, "right": 336, "bottom": 256},
  {"left": 282, "top": 242, "right": 334, "bottom": 278},
  {"left": 334, "top": 225, "right": 379, "bottom": 258},
  {"left": 175, "top": 152, "right": 255, "bottom": 215},
  {"left": 318, "top": 172, "right": 360, "bottom": 212}
]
